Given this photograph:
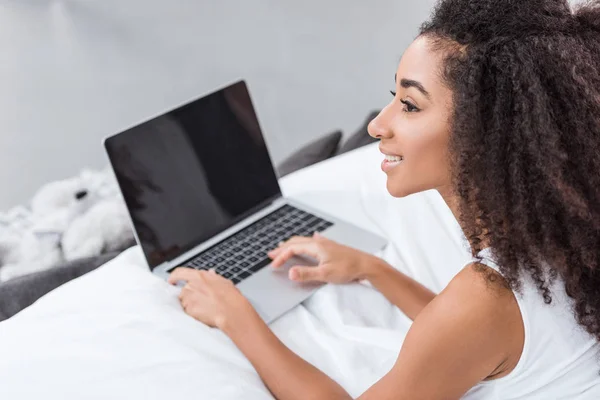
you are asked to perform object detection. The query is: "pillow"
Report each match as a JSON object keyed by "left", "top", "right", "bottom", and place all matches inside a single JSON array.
[
  {"left": 276, "top": 130, "right": 342, "bottom": 177},
  {"left": 0, "top": 251, "right": 120, "bottom": 322},
  {"left": 336, "top": 110, "right": 380, "bottom": 155}
]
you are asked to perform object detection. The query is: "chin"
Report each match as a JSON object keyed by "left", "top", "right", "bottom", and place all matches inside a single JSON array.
[
  {"left": 386, "top": 178, "right": 433, "bottom": 198},
  {"left": 386, "top": 181, "right": 413, "bottom": 198}
]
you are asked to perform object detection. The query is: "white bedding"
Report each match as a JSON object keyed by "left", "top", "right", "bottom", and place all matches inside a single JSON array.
[{"left": 0, "top": 143, "right": 472, "bottom": 399}]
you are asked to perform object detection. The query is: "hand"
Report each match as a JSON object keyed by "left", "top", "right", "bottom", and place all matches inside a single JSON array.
[
  {"left": 168, "top": 268, "right": 254, "bottom": 330},
  {"left": 268, "top": 232, "right": 375, "bottom": 283}
]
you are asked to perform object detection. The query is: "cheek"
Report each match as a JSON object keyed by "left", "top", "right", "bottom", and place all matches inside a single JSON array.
[
  {"left": 411, "top": 133, "right": 448, "bottom": 169},
  {"left": 387, "top": 122, "right": 450, "bottom": 197}
]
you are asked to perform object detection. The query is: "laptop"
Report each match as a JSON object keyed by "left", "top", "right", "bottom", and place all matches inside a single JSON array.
[{"left": 104, "top": 80, "right": 387, "bottom": 323}]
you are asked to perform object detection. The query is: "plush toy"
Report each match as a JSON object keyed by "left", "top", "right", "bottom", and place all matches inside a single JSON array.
[
  {"left": 0, "top": 168, "right": 134, "bottom": 282},
  {"left": 61, "top": 197, "right": 134, "bottom": 262}
]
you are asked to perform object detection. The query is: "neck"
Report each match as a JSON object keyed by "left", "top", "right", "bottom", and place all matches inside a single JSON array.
[
  {"left": 437, "top": 185, "right": 461, "bottom": 223},
  {"left": 436, "top": 185, "right": 488, "bottom": 254}
]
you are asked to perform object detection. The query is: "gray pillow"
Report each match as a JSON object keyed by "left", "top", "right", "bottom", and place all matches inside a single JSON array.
[
  {"left": 277, "top": 130, "right": 342, "bottom": 177},
  {"left": 336, "top": 110, "right": 380, "bottom": 155},
  {"left": 0, "top": 251, "right": 121, "bottom": 322}
]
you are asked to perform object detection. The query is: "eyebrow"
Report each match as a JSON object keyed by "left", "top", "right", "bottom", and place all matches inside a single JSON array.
[{"left": 394, "top": 73, "right": 431, "bottom": 100}]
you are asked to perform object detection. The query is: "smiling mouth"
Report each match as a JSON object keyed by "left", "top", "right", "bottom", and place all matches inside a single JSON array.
[
  {"left": 384, "top": 155, "right": 403, "bottom": 162},
  {"left": 381, "top": 154, "right": 404, "bottom": 172}
]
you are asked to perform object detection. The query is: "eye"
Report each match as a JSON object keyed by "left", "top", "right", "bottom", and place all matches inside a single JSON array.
[{"left": 400, "top": 99, "right": 420, "bottom": 113}]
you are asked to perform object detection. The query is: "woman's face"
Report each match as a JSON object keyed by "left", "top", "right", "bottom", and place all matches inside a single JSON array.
[{"left": 368, "top": 36, "right": 454, "bottom": 198}]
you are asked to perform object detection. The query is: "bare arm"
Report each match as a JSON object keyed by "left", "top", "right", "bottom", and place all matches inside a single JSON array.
[
  {"left": 363, "top": 256, "right": 436, "bottom": 320},
  {"left": 358, "top": 264, "right": 523, "bottom": 399},
  {"left": 171, "top": 243, "right": 523, "bottom": 400},
  {"left": 269, "top": 234, "right": 436, "bottom": 320},
  {"left": 218, "top": 264, "right": 522, "bottom": 400},
  {"left": 223, "top": 309, "right": 351, "bottom": 400}
]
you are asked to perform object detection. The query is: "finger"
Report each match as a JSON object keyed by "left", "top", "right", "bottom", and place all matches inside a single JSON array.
[
  {"left": 205, "top": 268, "right": 227, "bottom": 282},
  {"left": 272, "top": 247, "right": 304, "bottom": 268},
  {"left": 270, "top": 248, "right": 295, "bottom": 268},
  {"left": 185, "top": 271, "right": 211, "bottom": 290},
  {"left": 179, "top": 283, "right": 194, "bottom": 299},
  {"left": 280, "top": 236, "right": 313, "bottom": 247},
  {"left": 268, "top": 236, "right": 314, "bottom": 258},
  {"left": 180, "top": 292, "right": 189, "bottom": 309},
  {"left": 168, "top": 267, "right": 200, "bottom": 285},
  {"left": 267, "top": 248, "right": 281, "bottom": 258},
  {"left": 271, "top": 243, "right": 320, "bottom": 268},
  {"left": 289, "top": 266, "right": 325, "bottom": 282},
  {"left": 313, "top": 232, "right": 329, "bottom": 242}
]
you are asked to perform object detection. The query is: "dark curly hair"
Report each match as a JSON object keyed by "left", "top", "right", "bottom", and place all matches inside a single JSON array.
[{"left": 419, "top": 0, "right": 600, "bottom": 338}]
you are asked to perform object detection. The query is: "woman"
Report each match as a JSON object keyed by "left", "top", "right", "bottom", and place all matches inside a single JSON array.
[{"left": 169, "top": 0, "right": 600, "bottom": 398}]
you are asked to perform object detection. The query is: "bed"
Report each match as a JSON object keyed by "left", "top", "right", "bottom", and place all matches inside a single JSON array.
[{"left": 0, "top": 143, "right": 473, "bottom": 399}]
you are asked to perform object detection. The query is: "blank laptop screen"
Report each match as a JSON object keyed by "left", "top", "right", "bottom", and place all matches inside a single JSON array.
[{"left": 105, "top": 81, "right": 281, "bottom": 269}]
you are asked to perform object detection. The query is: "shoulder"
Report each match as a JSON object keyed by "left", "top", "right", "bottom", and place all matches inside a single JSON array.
[
  {"left": 385, "top": 263, "right": 523, "bottom": 397},
  {"left": 446, "top": 261, "right": 514, "bottom": 306},
  {"left": 427, "top": 263, "right": 523, "bottom": 372},
  {"left": 432, "top": 262, "right": 522, "bottom": 353}
]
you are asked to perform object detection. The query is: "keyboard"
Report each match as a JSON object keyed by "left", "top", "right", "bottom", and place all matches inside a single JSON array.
[{"left": 170, "top": 204, "right": 333, "bottom": 284}]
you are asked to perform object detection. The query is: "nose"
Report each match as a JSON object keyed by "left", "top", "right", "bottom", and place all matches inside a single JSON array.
[{"left": 367, "top": 108, "right": 393, "bottom": 140}]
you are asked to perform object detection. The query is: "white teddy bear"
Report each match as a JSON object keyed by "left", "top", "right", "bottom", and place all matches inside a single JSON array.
[
  {"left": 61, "top": 197, "right": 133, "bottom": 262},
  {"left": 0, "top": 168, "right": 134, "bottom": 282}
]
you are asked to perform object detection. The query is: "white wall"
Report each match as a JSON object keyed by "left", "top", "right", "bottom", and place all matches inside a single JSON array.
[{"left": 0, "top": 0, "right": 437, "bottom": 210}]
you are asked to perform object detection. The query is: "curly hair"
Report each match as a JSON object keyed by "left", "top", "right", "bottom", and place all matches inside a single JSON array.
[{"left": 419, "top": 0, "right": 600, "bottom": 338}]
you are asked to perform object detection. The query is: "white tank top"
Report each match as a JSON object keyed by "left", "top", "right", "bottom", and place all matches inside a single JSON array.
[{"left": 463, "top": 248, "right": 600, "bottom": 399}]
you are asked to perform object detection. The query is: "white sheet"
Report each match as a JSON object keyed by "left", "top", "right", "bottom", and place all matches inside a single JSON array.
[{"left": 0, "top": 143, "right": 472, "bottom": 399}]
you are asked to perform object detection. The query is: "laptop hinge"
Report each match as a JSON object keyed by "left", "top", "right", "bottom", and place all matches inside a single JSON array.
[{"left": 154, "top": 262, "right": 170, "bottom": 272}]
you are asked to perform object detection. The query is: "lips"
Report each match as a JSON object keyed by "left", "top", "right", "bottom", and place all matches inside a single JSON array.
[{"left": 380, "top": 148, "right": 404, "bottom": 173}]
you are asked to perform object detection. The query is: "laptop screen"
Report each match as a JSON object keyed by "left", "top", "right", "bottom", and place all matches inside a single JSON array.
[{"left": 104, "top": 81, "right": 282, "bottom": 269}]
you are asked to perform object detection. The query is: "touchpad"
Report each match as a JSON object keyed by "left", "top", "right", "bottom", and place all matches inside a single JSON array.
[
  {"left": 238, "top": 255, "right": 323, "bottom": 323},
  {"left": 273, "top": 254, "right": 319, "bottom": 274}
]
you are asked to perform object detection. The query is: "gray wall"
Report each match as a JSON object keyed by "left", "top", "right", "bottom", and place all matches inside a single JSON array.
[
  {"left": 2, "top": 0, "right": 583, "bottom": 210},
  {"left": 0, "top": 0, "right": 437, "bottom": 210}
]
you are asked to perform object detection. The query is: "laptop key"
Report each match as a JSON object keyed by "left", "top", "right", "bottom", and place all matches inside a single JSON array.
[
  {"left": 222, "top": 272, "right": 232, "bottom": 279},
  {"left": 231, "top": 277, "right": 241, "bottom": 284},
  {"left": 238, "top": 271, "right": 251, "bottom": 279},
  {"left": 249, "top": 258, "right": 269, "bottom": 271}
]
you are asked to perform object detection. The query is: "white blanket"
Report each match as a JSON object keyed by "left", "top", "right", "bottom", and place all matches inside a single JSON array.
[{"left": 0, "top": 143, "right": 472, "bottom": 399}]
